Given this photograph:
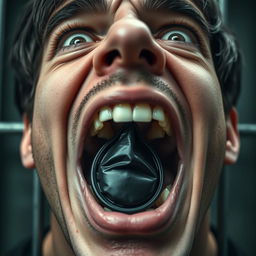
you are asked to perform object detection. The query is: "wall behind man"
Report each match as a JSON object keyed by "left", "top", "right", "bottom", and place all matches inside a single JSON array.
[
  {"left": 0, "top": 0, "right": 255, "bottom": 255},
  {"left": 225, "top": 0, "right": 256, "bottom": 254},
  {"left": 0, "top": 0, "right": 34, "bottom": 254}
]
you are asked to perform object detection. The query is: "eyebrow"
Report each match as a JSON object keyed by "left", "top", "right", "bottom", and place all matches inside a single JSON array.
[
  {"left": 44, "top": 0, "right": 108, "bottom": 41},
  {"left": 142, "top": 0, "right": 209, "bottom": 34},
  {"left": 44, "top": 0, "right": 209, "bottom": 42}
]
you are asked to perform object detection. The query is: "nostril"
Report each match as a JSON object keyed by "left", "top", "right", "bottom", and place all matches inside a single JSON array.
[
  {"left": 105, "top": 50, "right": 120, "bottom": 66},
  {"left": 139, "top": 49, "right": 156, "bottom": 66}
]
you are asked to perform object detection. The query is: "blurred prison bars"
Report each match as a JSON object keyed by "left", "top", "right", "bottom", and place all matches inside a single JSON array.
[{"left": 0, "top": 0, "right": 254, "bottom": 255}]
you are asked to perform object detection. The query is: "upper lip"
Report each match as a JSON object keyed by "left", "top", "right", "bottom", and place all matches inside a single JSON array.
[{"left": 74, "top": 84, "right": 190, "bottom": 235}]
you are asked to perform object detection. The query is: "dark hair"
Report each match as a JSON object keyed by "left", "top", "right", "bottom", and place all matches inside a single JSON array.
[
  {"left": 11, "top": 0, "right": 241, "bottom": 119},
  {"left": 193, "top": 0, "right": 241, "bottom": 112}
]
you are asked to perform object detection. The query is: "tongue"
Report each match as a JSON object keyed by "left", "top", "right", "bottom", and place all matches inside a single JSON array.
[{"left": 90, "top": 124, "right": 164, "bottom": 214}]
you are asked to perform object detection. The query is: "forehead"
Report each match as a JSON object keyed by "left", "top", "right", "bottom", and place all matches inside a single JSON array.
[
  {"left": 51, "top": 0, "right": 205, "bottom": 18},
  {"left": 44, "top": 0, "right": 208, "bottom": 39},
  {"left": 56, "top": 0, "right": 200, "bottom": 8}
]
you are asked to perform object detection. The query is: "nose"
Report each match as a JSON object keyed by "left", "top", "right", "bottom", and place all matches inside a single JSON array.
[{"left": 93, "top": 18, "right": 165, "bottom": 76}]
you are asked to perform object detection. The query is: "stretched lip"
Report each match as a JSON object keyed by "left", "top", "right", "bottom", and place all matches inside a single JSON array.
[{"left": 75, "top": 85, "right": 188, "bottom": 235}]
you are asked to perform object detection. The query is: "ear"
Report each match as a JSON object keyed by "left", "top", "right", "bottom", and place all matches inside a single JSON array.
[
  {"left": 224, "top": 107, "right": 240, "bottom": 165},
  {"left": 20, "top": 115, "right": 35, "bottom": 169}
]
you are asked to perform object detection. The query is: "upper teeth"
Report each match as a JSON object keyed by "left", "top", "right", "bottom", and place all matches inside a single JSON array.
[
  {"left": 99, "top": 106, "right": 113, "bottom": 122},
  {"left": 90, "top": 103, "right": 172, "bottom": 139},
  {"left": 113, "top": 104, "right": 133, "bottom": 122}
]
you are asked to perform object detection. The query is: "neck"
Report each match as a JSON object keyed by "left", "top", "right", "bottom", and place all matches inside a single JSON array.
[
  {"left": 190, "top": 210, "right": 218, "bottom": 256},
  {"left": 43, "top": 213, "right": 74, "bottom": 256}
]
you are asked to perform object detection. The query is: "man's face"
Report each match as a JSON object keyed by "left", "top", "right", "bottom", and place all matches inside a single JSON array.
[{"left": 23, "top": 0, "right": 239, "bottom": 255}]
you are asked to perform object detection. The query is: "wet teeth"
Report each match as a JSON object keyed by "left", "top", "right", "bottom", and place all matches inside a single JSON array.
[
  {"left": 152, "top": 106, "right": 165, "bottom": 122},
  {"left": 133, "top": 103, "right": 152, "bottom": 122},
  {"left": 99, "top": 106, "right": 112, "bottom": 122},
  {"left": 147, "top": 121, "right": 165, "bottom": 140},
  {"left": 104, "top": 207, "right": 112, "bottom": 212},
  {"left": 90, "top": 115, "right": 103, "bottom": 136},
  {"left": 159, "top": 117, "right": 172, "bottom": 136},
  {"left": 90, "top": 103, "right": 172, "bottom": 138},
  {"left": 155, "top": 187, "right": 170, "bottom": 207},
  {"left": 113, "top": 104, "right": 133, "bottom": 122}
]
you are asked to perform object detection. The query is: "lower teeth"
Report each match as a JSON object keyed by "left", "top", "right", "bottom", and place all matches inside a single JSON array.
[
  {"left": 154, "top": 186, "right": 170, "bottom": 208},
  {"left": 102, "top": 186, "right": 171, "bottom": 213},
  {"left": 104, "top": 207, "right": 112, "bottom": 212}
]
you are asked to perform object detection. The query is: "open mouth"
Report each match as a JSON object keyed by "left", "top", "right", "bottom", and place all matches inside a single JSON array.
[
  {"left": 75, "top": 88, "right": 186, "bottom": 235},
  {"left": 82, "top": 103, "right": 179, "bottom": 210}
]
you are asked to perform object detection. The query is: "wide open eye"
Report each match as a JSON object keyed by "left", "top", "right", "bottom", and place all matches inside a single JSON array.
[
  {"left": 62, "top": 32, "right": 94, "bottom": 47},
  {"left": 161, "top": 29, "right": 193, "bottom": 43}
]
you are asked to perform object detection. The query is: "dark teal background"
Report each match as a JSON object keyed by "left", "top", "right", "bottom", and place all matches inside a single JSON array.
[{"left": 1, "top": 0, "right": 255, "bottom": 255}]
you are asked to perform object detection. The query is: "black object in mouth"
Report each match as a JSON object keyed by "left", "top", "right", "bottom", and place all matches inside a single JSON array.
[{"left": 90, "top": 123, "right": 164, "bottom": 214}]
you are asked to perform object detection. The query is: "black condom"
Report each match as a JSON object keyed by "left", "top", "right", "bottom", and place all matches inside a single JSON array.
[{"left": 90, "top": 124, "right": 164, "bottom": 214}]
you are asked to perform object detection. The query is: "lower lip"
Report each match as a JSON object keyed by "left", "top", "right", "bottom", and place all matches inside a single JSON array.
[{"left": 78, "top": 163, "right": 185, "bottom": 235}]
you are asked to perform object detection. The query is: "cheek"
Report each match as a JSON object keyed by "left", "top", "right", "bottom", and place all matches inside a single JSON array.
[
  {"left": 181, "top": 63, "right": 223, "bottom": 118},
  {"left": 31, "top": 122, "right": 65, "bottom": 219},
  {"left": 166, "top": 55, "right": 227, "bottom": 208},
  {"left": 183, "top": 63, "right": 226, "bottom": 208},
  {"left": 33, "top": 57, "right": 93, "bottom": 134},
  {"left": 183, "top": 64, "right": 227, "bottom": 154},
  {"left": 166, "top": 55, "right": 225, "bottom": 130}
]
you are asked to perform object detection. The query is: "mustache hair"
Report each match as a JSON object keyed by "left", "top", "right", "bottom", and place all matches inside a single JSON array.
[
  {"left": 72, "top": 70, "right": 184, "bottom": 140},
  {"left": 76, "top": 70, "right": 157, "bottom": 119}
]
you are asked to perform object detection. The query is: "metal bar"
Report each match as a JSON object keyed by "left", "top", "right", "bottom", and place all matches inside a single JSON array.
[
  {"left": 0, "top": 122, "right": 24, "bottom": 133},
  {"left": 32, "top": 171, "right": 43, "bottom": 256},
  {"left": 238, "top": 124, "right": 256, "bottom": 136},
  {"left": 219, "top": 0, "right": 228, "bottom": 22},
  {"left": 0, "top": 0, "right": 6, "bottom": 119}
]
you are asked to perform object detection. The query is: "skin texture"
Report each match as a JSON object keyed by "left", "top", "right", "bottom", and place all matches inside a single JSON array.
[{"left": 20, "top": 0, "right": 240, "bottom": 255}]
